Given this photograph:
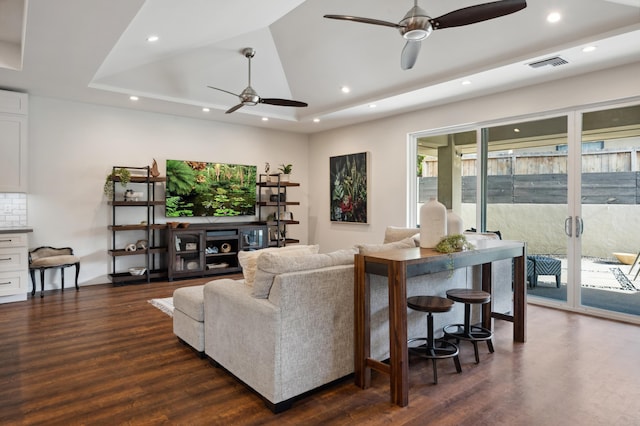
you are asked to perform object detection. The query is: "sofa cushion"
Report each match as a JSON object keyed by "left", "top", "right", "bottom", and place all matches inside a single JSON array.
[
  {"left": 252, "top": 248, "right": 357, "bottom": 299},
  {"left": 356, "top": 237, "right": 417, "bottom": 255},
  {"left": 238, "top": 244, "right": 319, "bottom": 287},
  {"left": 383, "top": 226, "right": 420, "bottom": 244}
]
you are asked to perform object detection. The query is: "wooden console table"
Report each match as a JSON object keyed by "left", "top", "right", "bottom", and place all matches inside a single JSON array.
[{"left": 354, "top": 239, "right": 526, "bottom": 407}]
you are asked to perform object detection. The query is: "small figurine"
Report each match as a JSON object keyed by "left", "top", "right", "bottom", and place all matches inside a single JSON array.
[{"left": 265, "top": 162, "right": 270, "bottom": 174}]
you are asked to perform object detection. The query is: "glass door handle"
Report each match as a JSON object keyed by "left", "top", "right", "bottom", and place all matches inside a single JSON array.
[
  {"left": 576, "top": 216, "right": 584, "bottom": 237},
  {"left": 564, "top": 217, "right": 573, "bottom": 237}
]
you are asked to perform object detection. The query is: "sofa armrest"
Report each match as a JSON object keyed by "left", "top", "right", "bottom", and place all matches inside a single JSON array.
[{"left": 203, "top": 279, "right": 280, "bottom": 400}]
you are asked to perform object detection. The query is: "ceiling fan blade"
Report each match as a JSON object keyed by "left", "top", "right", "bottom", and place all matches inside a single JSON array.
[
  {"left": 431, "top": 0, "right": 526, "bottom": 30},
  {"left": 207, "top": 85, "right": 240, "bottom": 98},
  {"left": 225, "top": 103, "right": 244, "bottom": 114},
  {"left": 401, "top": 40, "right": 421, "bottom": 70},
  {"left": 324, "top": 14, "right": 401, "bottom": 29},
  {"left": 260, "top": 98, "right": 308, "bottom": 108}
]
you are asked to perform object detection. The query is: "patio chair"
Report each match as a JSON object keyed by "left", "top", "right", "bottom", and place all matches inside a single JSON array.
[{"left": 527, "top": 255, "right": 561, "bottom": 288}]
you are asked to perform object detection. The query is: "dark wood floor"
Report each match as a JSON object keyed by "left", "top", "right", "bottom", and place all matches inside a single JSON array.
[{"left": 1, "top": 278, "right": 639, "bottom": 426}]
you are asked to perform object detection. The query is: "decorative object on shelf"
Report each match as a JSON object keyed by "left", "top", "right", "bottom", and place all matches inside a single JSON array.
[
  {"left": 103, "top": 167, "right": 131, "bottom": 197},
  {"left": 124, "top": 243, "right": 137, "bottom": 252},
  {"left": 330, "top": 152, "right": 368, "bottom": 223},
  {"left": 185, "top": 242, "right": 197, "bottom": 251},
  {"left": 167, "top": 221, "right": 180, "bottom": 229},
  {"left": 186, "top": 261, "right": 199, "bottom": 270},
  {"left": 206, "top": 246, "right": 219, "bottom": 254},
  {"left": 136, "top": 239, "right": 148, "bottom": 250},
  {"left": 128, "top": 266, "right": 146, "bottom": 276},
  {"left": 278, "top": 164, "right": 292, "bottom": 182},
  {"left": 124, "top": 190, "right": 144, "bottom": 201},
  {"left": 270, "top": 193, "right": 286, "bottom": 202},
  {"left": 265, "top": 162, "right": 270, "bottom": 174},
  {"left": 207, "top": 262, "right": 229, "bottom": 269},
  {"left": 221, "top": 242, "right": 232, "bottom": 253},
  {"left": 281, "top": 211, "right": 293, "bottom": 221},
  {"left": 178, "top": 222, "right": 190, "bottom": 228},
  {"left": 447, "top": 210, "right": 464, "bottom": 236},
  {"left": 150, "top": 159, "right": 160, "bottom": 177},
  {"left": 420, "top": 198, "right": 447, "bottom": 248}
]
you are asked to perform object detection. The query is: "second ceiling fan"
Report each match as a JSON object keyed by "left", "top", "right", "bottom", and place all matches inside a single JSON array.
[
  {"left": 208, "top": 48, "right": 308, "bottom": 114},
  {"left": 325, "top": 0, "right": 527, "bottom": 70}
]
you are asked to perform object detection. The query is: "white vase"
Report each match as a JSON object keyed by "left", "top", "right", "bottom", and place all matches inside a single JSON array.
[
  {"left": 447, "top": 209, "right": 464, "bottom": 236},
  {"left": 420, "top": 198, "right": 447, "bottom": 248}
]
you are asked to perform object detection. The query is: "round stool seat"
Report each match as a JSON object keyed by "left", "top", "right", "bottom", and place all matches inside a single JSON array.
[
  {"left": 445, "top": 288, "right": 490, "bottom": 304},
  {"left": 407, "top": 295, "right": 454, "bottom": 313},
  {"left": 443, "top": 288, "right": 494, "bottom": 364}
]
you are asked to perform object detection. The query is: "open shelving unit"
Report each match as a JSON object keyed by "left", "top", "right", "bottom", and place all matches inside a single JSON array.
[
  {"left": 107, "top": 166, "right": 167, "bottom": 285},
  {"left": 257, "top": 174, "right": 300, "bottom": 247}
]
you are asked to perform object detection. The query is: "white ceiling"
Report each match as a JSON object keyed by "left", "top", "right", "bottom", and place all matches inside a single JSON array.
[{"left": 0, "top": 0, "right": 639, "bottom": 134}]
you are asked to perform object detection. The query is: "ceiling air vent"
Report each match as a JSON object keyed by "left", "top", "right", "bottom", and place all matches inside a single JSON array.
[{"left": 528, "top": 56, "right": 569, "bottom": 69}]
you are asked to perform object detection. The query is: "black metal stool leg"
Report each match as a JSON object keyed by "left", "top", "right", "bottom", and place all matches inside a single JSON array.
[{"left": 61, "top": 267, "right": 65, "bottom": 292}]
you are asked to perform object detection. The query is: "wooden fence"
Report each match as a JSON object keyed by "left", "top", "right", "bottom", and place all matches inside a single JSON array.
[{"left": 418, "top": 172, "right": 640, "bottom": 204}]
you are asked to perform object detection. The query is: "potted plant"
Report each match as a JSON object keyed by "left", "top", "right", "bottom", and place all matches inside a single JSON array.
[
  {"left": 278, "top": 163, "right": 293, "bottom": 182},
  {"left": 103, "top": 168, "right": 131, "bottom": 198}
]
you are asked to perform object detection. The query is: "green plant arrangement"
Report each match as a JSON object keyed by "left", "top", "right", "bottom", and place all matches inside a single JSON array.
[
  {"left": 278, "top": 164, "right": 293, "bottom": 175},
  {"left": 103, "top": 168, "right": 131, "bottom": 198},
  {"left": 434, "top": 234, "right": 475, "bottom": 276}
]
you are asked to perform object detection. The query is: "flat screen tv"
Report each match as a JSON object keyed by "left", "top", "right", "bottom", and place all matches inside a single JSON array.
[{"left": 165, "top": 159, "right": 257, "bottom": 217}]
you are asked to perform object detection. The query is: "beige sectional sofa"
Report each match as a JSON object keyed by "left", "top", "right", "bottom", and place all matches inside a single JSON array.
[{"left": 173, "top": 229, "right": 511, "bottom": 412}]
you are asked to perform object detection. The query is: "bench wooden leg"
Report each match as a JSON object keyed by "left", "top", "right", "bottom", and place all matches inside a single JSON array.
[
  {"left": 75, "top": 263, "right": 80, "bottom": 291},
  {"left": 40, "top": 269, "right": 45, "bottom": 298}
]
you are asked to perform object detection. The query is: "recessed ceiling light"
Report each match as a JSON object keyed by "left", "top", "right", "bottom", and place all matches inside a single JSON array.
[
  {"left": 262, "top": 117, "right": 269, "bottom": 122},
  {"left": 582, "top": 45, "right": 597, "bottom": 53},
  {"left": 514, "top": 128, "right": 520, "bottom": 133},
  {"left": 369, "top": 104, "right": 377, "bottom": 108},
  {"left": 313, "top": 118, "right": 320, "bottom": 123},
  {"left": 202, "top": 107, "right": 210, "bottom": 112},
  {"left": 461, "top": 80, "right": 471, "bottom": 85},
  {"left": 341, "top": 86, "right": 350, "bottom": 94},
  {"left": 146, "top": 35, "right": 159, "bottom": 42},
  {"left": 129, "top": 95, "right": 139, "bottom": 101},
  {"left": 547, "top": 12, "right": 561, "bottom": 23}
]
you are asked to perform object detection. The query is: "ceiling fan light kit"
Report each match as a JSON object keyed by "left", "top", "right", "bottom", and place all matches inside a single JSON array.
[
  {"left": 325, "top": 0, "right": 527, "bottom": 70},
  {"left": 208, "top": 48, "right": 308, "bottom": 114}
]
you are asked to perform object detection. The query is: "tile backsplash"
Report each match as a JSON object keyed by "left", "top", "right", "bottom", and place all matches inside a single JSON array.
[{"left": 0, "top": 193, "right": 27, "bottom": 227}]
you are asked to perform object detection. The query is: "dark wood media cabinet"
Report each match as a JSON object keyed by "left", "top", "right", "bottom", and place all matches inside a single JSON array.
[{"left": 167, "top": 222, "right": 267, "bottom": 281}]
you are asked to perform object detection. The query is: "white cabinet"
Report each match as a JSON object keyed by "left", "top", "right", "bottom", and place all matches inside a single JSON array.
[
  {"left": 0, "top": 90, "right": 28, "bottom": 193},
  {"left": 0, "top": 233, "right": 28, "bottom": 301}
]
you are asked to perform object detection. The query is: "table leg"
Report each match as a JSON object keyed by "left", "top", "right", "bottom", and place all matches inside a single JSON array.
[
  {"left": 513, "top": 254, "right": 527, "bottom": 342},
  {"left": 481, "top": 262, "right": 492, "bottom": 330},
  {"left": 388, "top": 261, "right": 408, "bottom": 407}
]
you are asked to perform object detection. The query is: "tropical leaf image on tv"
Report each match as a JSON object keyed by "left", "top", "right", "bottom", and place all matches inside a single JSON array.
[{"left": 166, "top": 160, "right": 257, "bottom": 217}]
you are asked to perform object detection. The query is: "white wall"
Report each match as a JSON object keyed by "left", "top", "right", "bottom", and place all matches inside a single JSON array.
[
  {"left": 27, "top": 97, "right": 309, "bottom": 287},
  {"left": 309, "top": 62, "right": 640, "bottom": 252}
]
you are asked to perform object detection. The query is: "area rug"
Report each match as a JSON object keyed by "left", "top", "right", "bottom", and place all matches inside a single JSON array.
[{"left": 148, "top": 297, "right": 174, "bottom": 317}]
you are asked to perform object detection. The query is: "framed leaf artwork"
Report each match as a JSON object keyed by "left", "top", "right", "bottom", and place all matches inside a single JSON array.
[{"left": 330, "top": 152, "right": 368, "bottom": 223}]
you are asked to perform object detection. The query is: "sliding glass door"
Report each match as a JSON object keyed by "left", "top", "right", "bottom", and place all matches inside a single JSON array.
[
  {"left": 483, "top": 116, "right": 570, "bottom": 304},
  {"left": 577, "top": 104, "right": 640, "bottom": 317}
]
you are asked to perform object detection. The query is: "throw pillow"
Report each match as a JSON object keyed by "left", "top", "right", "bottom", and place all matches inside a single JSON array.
[
  {"left": 237, "top": 244, "right": 319, "bottom": 287},
  {"left": 356, "top": 237, "right": 417, "bottom": 255},
  {"left": 252, "top": 248, "right": 357, "bottom": 299}
]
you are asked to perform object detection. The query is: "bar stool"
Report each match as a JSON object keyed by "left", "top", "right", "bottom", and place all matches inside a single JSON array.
[
  {"left": 407, "top": 295, "right": 462, "bottom": 384},
  {"left": 443, "top": 288, "right": 494, "bottom": 364}
]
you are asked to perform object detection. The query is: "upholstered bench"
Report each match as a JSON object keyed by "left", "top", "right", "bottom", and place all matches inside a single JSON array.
[{"left": 173, "top": 285, "right": 205, "bottom": 355}]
